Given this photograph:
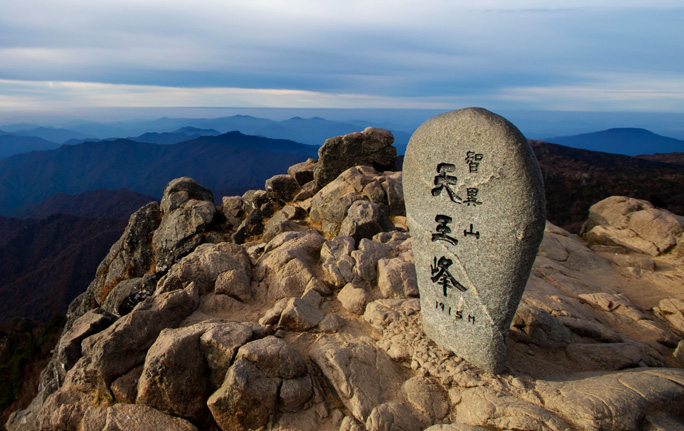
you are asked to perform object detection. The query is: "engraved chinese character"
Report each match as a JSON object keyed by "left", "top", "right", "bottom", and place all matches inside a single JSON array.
[
  {"left": 431, "top": 163, "right": 462, "bottom": 203},
  {"left": 431, "top": 215, "right": 458, "bottom": 246},
  {"left": 463, "top": 223, "right": 480, "bottom": 239},
  {"left": 464, "top": 187, "right": 482, "bottom": 206},
  {"left": 430, "top": 256, "right": 467, "bottom": 296},
  {"left": 465, "top": 151, "right": 483, "bottom": 173}
]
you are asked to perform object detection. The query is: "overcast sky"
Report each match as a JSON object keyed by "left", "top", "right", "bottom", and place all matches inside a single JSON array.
[{"left": 1, "top": 1, "right": 683, "bottom": 114}]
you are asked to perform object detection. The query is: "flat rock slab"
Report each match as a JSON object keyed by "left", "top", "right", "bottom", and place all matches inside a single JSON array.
[{"left": 403, "top": 108, "right": 545, "bottom": 373}]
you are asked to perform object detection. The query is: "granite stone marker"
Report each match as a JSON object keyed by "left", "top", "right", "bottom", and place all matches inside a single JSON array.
[{"left": 403, "top": 108, "right": 546, "bottom": 373}]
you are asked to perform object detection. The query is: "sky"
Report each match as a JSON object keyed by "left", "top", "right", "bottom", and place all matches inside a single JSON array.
[{"left": 1, "top": 1, "right": 683, "bottom": 118}]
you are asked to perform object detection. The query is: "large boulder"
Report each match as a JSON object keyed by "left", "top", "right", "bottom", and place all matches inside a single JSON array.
[
  {"left": 156, "top": 242, "right": 251, "bottom": 295},
  {"left": 207, "top": 336, "right": 314, "bottom": 430},
  {"left": 581, "top": 196, "right": 684, "bottom": 256},
  {"left": 314, "top": 128, "right": 396, "bottom": 188}
]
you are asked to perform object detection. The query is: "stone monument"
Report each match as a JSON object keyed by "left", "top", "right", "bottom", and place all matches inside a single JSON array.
[{"left": 403, "top": 108, "right": 546, "bottom": 373}]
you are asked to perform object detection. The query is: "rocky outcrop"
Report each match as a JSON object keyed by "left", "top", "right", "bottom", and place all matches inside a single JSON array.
[
  {"left": 314, "top": 127, "right": 397, "bottom": 189},
  {"left": 8, "top": 131, "right": 684, "bottom": 431},
  {"left": 581, "top": 196, "right": 684, "bottom": 256}
]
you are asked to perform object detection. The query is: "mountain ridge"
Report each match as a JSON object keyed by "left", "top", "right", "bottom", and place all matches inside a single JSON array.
[{"left": 544, "top": 127, "right": 684, "bottom": 155}]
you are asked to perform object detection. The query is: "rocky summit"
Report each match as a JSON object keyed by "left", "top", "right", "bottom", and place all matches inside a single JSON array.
[{"left": 7, "top": 128, "right": 684, "bottom": 431}]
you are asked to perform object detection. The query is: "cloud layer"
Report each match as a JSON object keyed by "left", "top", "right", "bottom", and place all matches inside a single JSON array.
[{"left": 1, "top": 1, "right": 683, "bottom": 111}]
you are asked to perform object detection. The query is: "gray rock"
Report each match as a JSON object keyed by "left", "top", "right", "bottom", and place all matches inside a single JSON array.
[
  {"left": 365, "top": 401, "right": 423, "bottom": 431},
  {"left": 200, "top": 322, "right": 254, "bottom": 388},
  {"left": 377, "top": 257, "right": 418, "bottom": 299},
  {"left": 311, "top": 335, "right": 396, "bottom": 423},
  {"left": 220, "top": 195, "right": 244, "bottom": 229},
  {"left": 403, "top": 108, "right": 546, "bottom": 373},
  {"left": 581, "top": 196, "right": 684, "bottom": 256},
  {"left": 36, "top": 387, "right": 91, "bottom": 431},
  {"left": 56, "top": 308, "right": 117, "bottom": 376},
  {"left": 153, "top": 199, "right": 217, "bottom": 271},
  {"left": 93, "top": 404, "right": 198, "bottom": 431},
  {"left": 314, "top": 127, "right": 396, "bottom": 188},
  {"left": 70, "top": 283, "right": 200, "bottom": 387},
  {"left": 401, "top": 376, "right": 450, "bottom": 426},
  {"left": 510, "top": 303, "right": 570, "bottom": 347},
  {"left": 266, "top": 173, "right": 301, "bottom": 202},
  {"left": 653, "top": 298, "right": 684, "bottom": 334},
  {"left": 110, "top": 365, "right": 143, "bottom": 404},
  {"left": 535, "top": 368, "right": 684, "bottom": 431},
  {"left": 136, "top": 321, "right": 216, "bottom": 423},
  {"left": 288, "top": 158, "right": 317, "bottom": 186},
  {"left": 207, "top": 336, "right": 312, "bottom": 430},
  {"left": 339, "top": 200, "right": 395, "bottom": 243},
  {"left": 255, "top": 231, "right": 326, "bottom": 301},
  {"left": 160, "top": 176, "right": 214, "bottom": 215},
  {"left": 102, "top": 273, "right": 157, "bottom": 316},
  {"left": 156, "top": 242, "right": 251, "bottom": 295},
  {"left": 321, "top": 236, "right": 357, "bottom": 288},
  {"left": 338, "top": 283, "right": 372, "bottom": 315},
  {"left": 351, "top": 239, "right": 390, "bottom": 283},
  {"left": 277, "top": 297, "right": 326, "bottom": 331}
]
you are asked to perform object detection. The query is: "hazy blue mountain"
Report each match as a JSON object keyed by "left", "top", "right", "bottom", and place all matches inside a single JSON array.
[
  {"left": 11, "top": 127, "right": 90, "bottom": 143},
  {"left": 0, "top": 135, "right": 61, "bottom": 159},
  {"left": 544, "top": 128, "right": 684, "bottom": 156},
  {"left": 0, "top": 131, "right": 316, "bottom": 215},
  {"left": 62, "top": 115, "right": 411, "bottom": 153}
]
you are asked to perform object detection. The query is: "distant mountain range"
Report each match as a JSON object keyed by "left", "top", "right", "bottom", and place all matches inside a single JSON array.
[
  {"left": 544, "top": 128, "right": 684, "bottom": 155},
  {"left": 0, "top": 131, "right": 316, "bottom": 216},
  {"left": 1, "top": 115, "right": 412, "bottom": 159}
]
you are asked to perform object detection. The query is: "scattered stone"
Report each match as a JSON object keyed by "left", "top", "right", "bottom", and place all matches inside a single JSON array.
[
  {"left": 340, "top": 200, "right": 395, "bottom": 243},
  {"left": 265, "top": 173, "right": 301, "bottom": 202},
  {"left": 377, "top": 257, "right": 418, "bottom": 298},
  {"left": 288, "top": 158, "right": 317, "bottom": 186},
  {"left": 403, "top": 108, "right": 546, "bottom": 373},
  {"left": 654, "top": 298, "right": 684, "bottom": 334},
  {"left": 136, "top": 322, "right": 215, "bottom": 423},
  {"left": 277, "top": 297, "right": 326, "bottom": 331},
  {"left": 365, "top": 401, "right": 423, "bottom": 431},
  {"left": 160, "top": 176, "right": 214, "bottom": 214},
  {"left": 321, "top": 236, "right": 357, "bottom": 288},
  {"left": 220, "top": 196, "right": 244, "bottom": 229},
  {"left": 157, "top": 242, "right": 251, "bottom": 295},
  {"left": 94, "top": 404, "right": 199, "bottom": 431},
  {"left": 207, "top": 336, "right": 312, "bottom": 430},
  {"left": 402, "top": 376, "right": 450, "bottom": 426},
  {"left": 110, "top": 365, "right": 143, "bottom": 404},
  {"left": 102, "top": 273, "right": 158, "bottom": 316},
  {"left": 318, "top": 313, "right": 346, "bottom": 333},
  {"left": 153, "top": 199, "right": 217, "bottom": 271},
  {"left": 351, "top": 239, "right": 390, "bottom": 283},
  {"left": 56, "top": 308, "right": 117, "bottom": 376},
  {"left": 311, "top": 335, "right": 397, "bottom": 423},
  {"left": 314, "top": 127, "right": 396, "bottom": 188},
  {"left": 200, "top": 322, "right": 255, "bottom": 388},
  {"left": 338, "top": 283, "right": 372, "bottom": 315}
]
